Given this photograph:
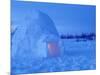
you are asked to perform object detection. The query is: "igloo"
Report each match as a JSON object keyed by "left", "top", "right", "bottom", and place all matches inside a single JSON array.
[{"left": 11, "top": 9, "right": 62, "bottom": 62}]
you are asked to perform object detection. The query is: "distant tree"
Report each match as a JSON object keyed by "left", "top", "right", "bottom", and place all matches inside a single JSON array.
[
  {"left": 60, "top": 34, "right": 74, "bottom": 39},
  {"left": 66, "top": 35, "right": 74, "bottom": 39},
  {"left": 60, "top": 35, "right": 67, "bottom": 39}
]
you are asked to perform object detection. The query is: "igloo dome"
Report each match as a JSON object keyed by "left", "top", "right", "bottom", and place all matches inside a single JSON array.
[{"left": 11, "top": 8, "right": 61, "bottom": 64}]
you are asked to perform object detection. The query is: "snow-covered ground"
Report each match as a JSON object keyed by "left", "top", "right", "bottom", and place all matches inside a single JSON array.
[{"left": 11, "top": 39, "right": 96, "bottom": 74}]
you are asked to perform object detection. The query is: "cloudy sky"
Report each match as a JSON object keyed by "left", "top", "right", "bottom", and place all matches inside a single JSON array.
[{"left": 12, "top": 1, "right": 96, "bottom": 35}]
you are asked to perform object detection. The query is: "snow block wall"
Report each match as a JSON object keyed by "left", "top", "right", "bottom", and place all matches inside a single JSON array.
[{"left": 11, "top": 6, "right": 62, "bottom": 64}]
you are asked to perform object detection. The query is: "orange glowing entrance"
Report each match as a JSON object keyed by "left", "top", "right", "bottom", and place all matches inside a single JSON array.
[{"left": 47, "top": 42, "right": 60, "bottom": 57}]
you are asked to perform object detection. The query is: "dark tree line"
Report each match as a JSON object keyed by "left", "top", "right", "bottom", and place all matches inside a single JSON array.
[{"left": 60, "top": 33, "right": 96, "bottom": 41}]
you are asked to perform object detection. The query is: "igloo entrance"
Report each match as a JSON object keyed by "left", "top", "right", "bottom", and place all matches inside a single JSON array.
[{"left": 47, "top": 41, "right": 60, "bottom": 57}]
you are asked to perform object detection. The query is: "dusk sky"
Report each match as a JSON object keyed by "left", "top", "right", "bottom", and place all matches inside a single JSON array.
[{"left": 12, "top": 1, "right": 96, "bottom": 35}]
